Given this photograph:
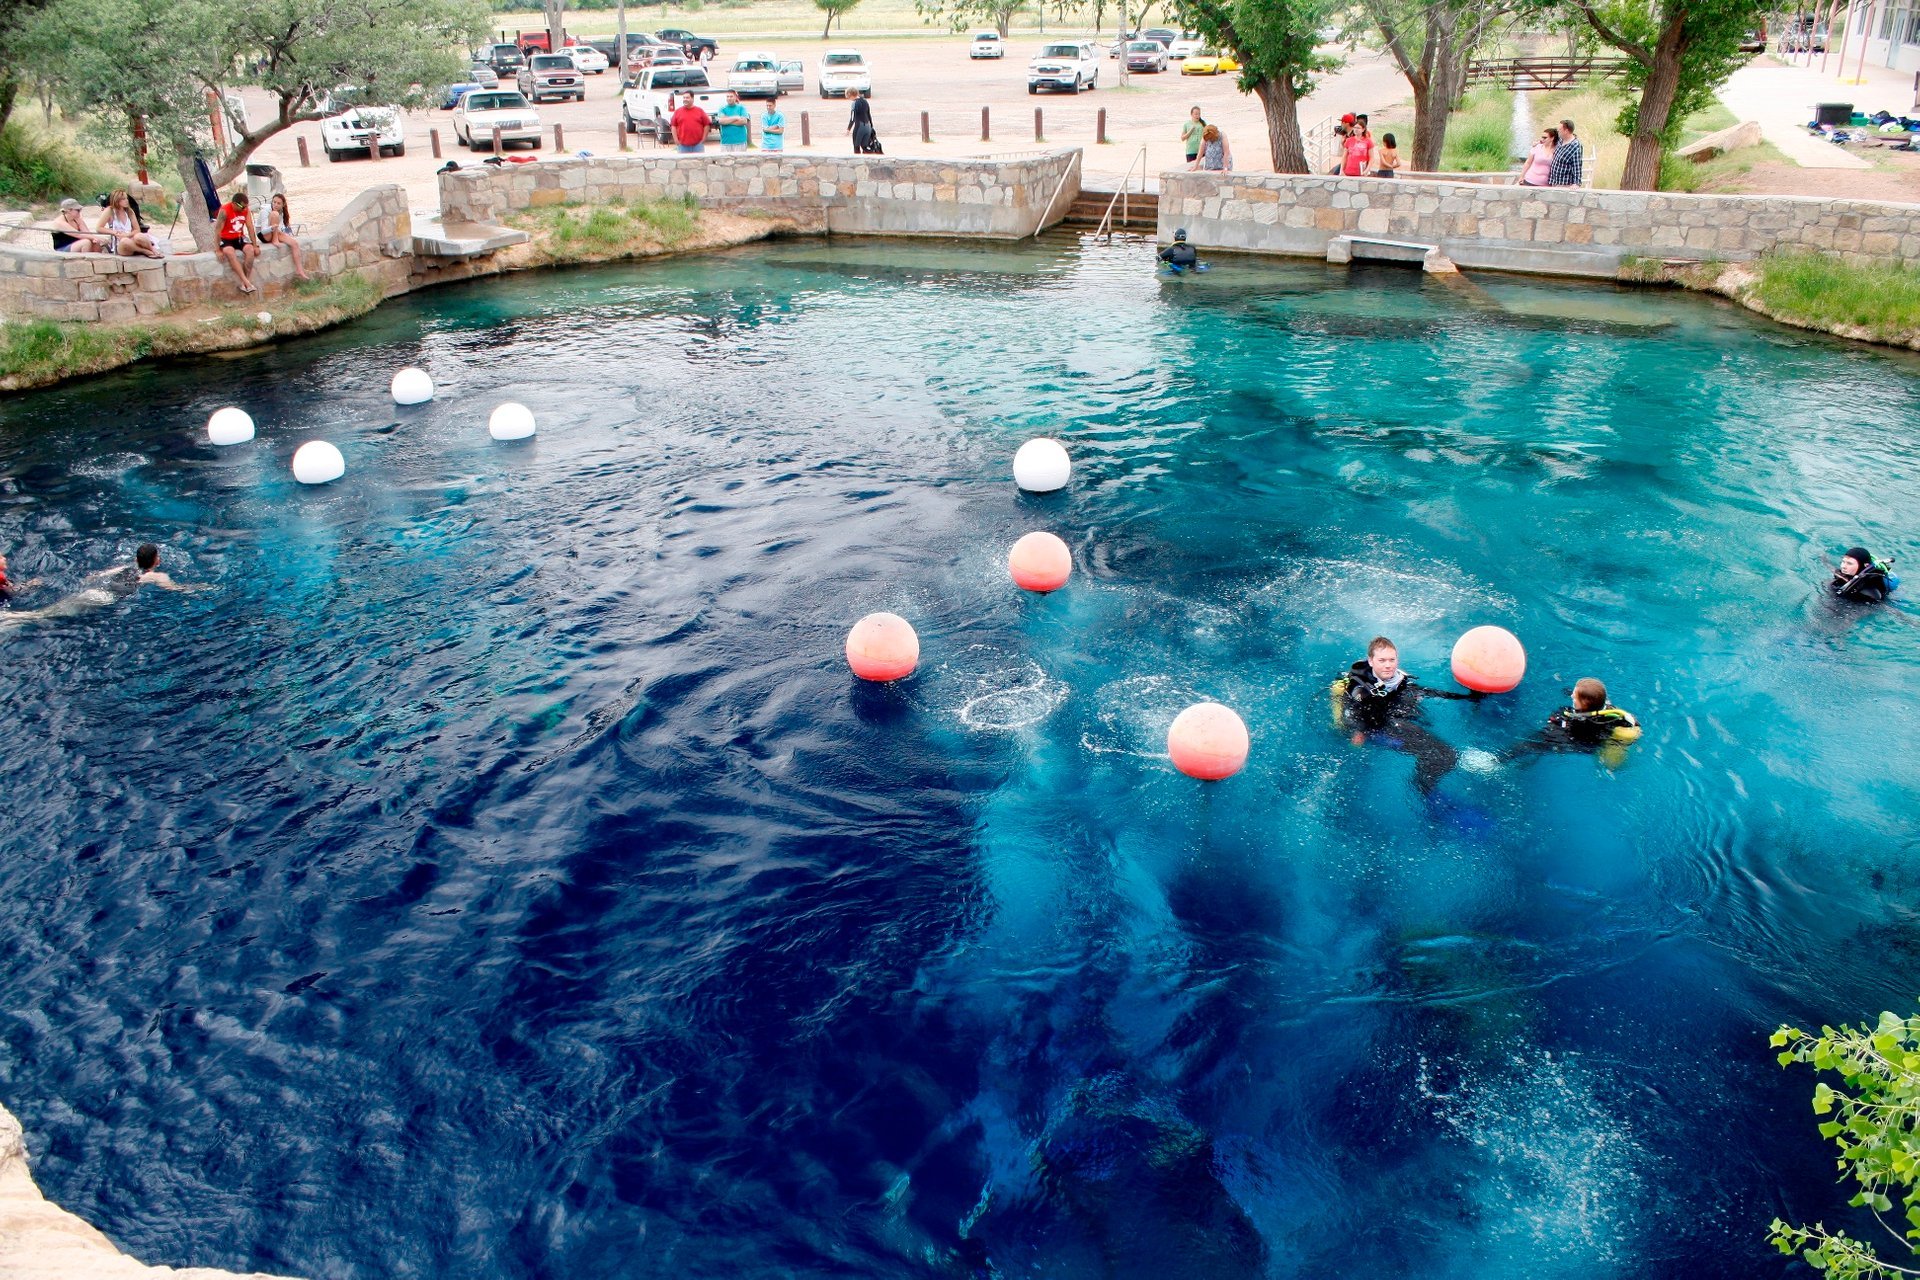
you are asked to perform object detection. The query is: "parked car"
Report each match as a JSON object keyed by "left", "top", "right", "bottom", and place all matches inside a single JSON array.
[
  {"left": 727, "top": 53, "right": 783, "bottom": 97},
  {"left": 970, "top": 31, "right": 1005, "bottom": 58},
  {"left": 592, "top": 33, "right": 667, "bottom": 75},
  {"left": 1143, "top": 27, "right": 1179, "bottom": 47},
  {"left": 1028, "top": 41, "right": 1098, "bottom": 93},
  {"left": 1106, "top": 30, "right": 1140, "bottom": 57},
  {"left": 1167, "top": 35, "right": 1204, "bottom": 59},
  {"left": 1123, "top": 39, "right": 1169, "bottom": 72},
  {"left": 1781, "top": 21, "right": 1827, "bottom": 51},
  {"left": 320, "top": 97, "right": 405, "bottom": 160},
  {"left": 518, "top": 53, "right": 586, "bottom": 102},
  {"left": 622, "top": 63, "right": 726, "bottom": 140},
  {"left": 1737, "top": 29, "right": 1766, "bottom": 52},
  {"left": 658, "top": 28, "right": 718, "bottom": 61},
  {"left": 486, "top": 42, "right": 527, "bottom": 76},
  {"left": 440, "top": 82, "right": 483, "bottom": 110},
  {"left": 1180, "top": 48, "right": 1239, "bottom": 74},
  {"left": 776, "top": 59, "right": 805, "bottom": 91},
  {"left": 818, "top": 48, "right": 871, "bottom": 97},
  {"left": 647, "top": 49, "right": 690, "bottom": 69},
  {"left": 453, "top": 89, "right": 541, "bottom": 150},
  {"left": 563, "top": 44, "right": 609, "bottom": 74},
  {"left": 466, "top": 61, "right": 500, "bottom": 89}
]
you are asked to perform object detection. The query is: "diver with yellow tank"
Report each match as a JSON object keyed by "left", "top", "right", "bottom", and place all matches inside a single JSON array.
[{"left": 1499, "top": 677, "right": 1642, "bottom": 768}]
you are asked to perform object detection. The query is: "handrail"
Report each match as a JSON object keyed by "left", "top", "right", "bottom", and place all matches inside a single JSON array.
[
  {"left": 1029, "top": 149, "right": 1082, "bottom": 239},
  {"left": 1093, "top": 145, "right": 1150, "bottom": 241}
]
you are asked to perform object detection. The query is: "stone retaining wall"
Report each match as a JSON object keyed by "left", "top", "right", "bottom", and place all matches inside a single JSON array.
[
  {"left": 437, "top": 150, "right": 1082, "bottom": 240},
  {"left": 1160, "top": 172, "right": 1920, "bottom": 278},
  {"left": 0, "top": 186, "right": 413, "bottom": 324}
]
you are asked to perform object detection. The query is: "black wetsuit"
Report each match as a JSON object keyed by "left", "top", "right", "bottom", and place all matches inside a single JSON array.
[
  {"left": 1830, "top": 565, "right": 1893, "bottom": 603},
  {"left": 849, "top": 97, "right": 881, "bottom": 154},
  {"left": 1158, "top": 241, "right": 1198, "bottom": 268},
  {"left": 1502, "top": 704, "right": 1640, "bottom": 763},
  {"left": 1334, "top": 660, "right": 1476, "bottom": 794}
]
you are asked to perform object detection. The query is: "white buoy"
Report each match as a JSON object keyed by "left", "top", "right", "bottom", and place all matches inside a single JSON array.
[
  {"left": 391, "top": 367, "right": 434, "bottom": 405},
  {"left": 291, "top": 440, "right": 345, "bottom": 485},
  {"left": 488, "top": 402, "right": 536, "bottom": 441},
  {"left": 206, "top": 406, "right": 255, "bottom": 447},
  {"left": 1013, "top": 438, "right": 1071, "bottom": 492}
]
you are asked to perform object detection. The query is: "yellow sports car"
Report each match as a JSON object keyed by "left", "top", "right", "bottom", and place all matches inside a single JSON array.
[{"left": 1180, "top": 49, "right": 1239, "bottom": 74}]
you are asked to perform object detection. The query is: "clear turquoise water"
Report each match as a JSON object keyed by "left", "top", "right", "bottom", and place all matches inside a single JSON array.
[{"left": 1, "top": 236, "right": 1917, "bottom": 1279}]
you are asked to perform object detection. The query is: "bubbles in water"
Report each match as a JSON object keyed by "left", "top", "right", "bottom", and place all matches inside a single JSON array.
[
  {"left": 1081, "top": 674, "right": 1196, "bottom": 759},
  {"left": 936, "top": 645, "right": 1069, "bottom": 732},
  {"left": 1460, "top": 749, "right": 1501, "bottom": 775}
]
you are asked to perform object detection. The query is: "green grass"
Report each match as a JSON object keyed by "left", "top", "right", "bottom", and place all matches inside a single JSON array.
[
  {"left": 1439, "top": 86, "right": 1515, "bottom": 172},
  {"left": 1751, "top": 252, "right": 1920, "bottom": 342},
  {"left": 0, "top": 118, "right": 129, "bottom": 207},
  {"left": 510, "top": 195, "right": 702, "bottom": 256}
]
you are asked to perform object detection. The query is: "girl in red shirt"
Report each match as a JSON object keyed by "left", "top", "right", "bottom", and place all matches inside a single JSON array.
[{"left": 214, "top": 190, "right": 260, "bottom": 294}]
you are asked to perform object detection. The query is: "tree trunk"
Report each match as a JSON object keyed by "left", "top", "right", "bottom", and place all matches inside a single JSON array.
[
  {"left": 617, "top": 0, "right": 629, "bottom": 83},
  {"left": 1253, "top": 77, "right": 1307, "bottom": 172},
  {"left": 173, "top": 152, "right": 217, "bottom": 252},
  {"left": 544, "top": 0, "right": 566, "bottom": 52},
  {"left": 0, "top": 79, "right": 16, "bottom": 138},
  {"left": 996, "top": 10, "right": 1011, "bottom": 37},
  {"left": 1409, "top": 81, "right": 1448, "bottom": 171},
  {"left": 822, "top": 8, "right": 832, "bottom": 36},
  {"left": 1621, "top": 15, "right": 1686, "bottom": 190}
]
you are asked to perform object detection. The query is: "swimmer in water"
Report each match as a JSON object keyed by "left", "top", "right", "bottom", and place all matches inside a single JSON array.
[
  {"left": 1, "top": 542, "right": 202, "bottom": 627},
  {"left": 1158, "top": 228, "right": 1199, "bottom": 272},
  {"left": 1330, "top": 635, "right": 1482, "bottom": 794},
  {"left": 1499, "top": 677, "right": 1642, "bottom": 769},
  {"left": 1828, "top": 545, "right": 1896, "bottom": 604},
  {"left": 0, "top": 548, "right": 45, "bottom": 606}
]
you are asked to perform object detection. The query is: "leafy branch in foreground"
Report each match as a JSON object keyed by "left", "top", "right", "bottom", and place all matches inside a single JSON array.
[{"left": 1771, "top": 1010, "right": 1920, "bottom": 1280}]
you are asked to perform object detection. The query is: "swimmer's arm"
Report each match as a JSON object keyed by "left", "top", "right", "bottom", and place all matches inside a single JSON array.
[
  {"left": 142, "top": 571, "right": 207, "bottom": 592},
  {"left": 1416, "top": 686, "right": 1487, "bottom": 702}
]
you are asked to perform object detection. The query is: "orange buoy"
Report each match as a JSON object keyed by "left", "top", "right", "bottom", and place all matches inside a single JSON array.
[
  {"left": 1167, "top": 702, "right": 1249, "bottom": 780},
  {"left": 1008, "top": 532, "right": 1072, "bottom": 593},
  {"left": 846, "top": 612, "right": 920, "bottom": 682},
  {"left": 1450, "top": 625, "right": 1526, "bottom": 693}
]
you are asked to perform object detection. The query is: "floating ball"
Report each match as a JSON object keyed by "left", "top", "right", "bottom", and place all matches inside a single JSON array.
[
  {"left": 291, "top": 440, "right": 345, "bottom": 485},
  {"left": 1167, "top": 702, "right": 1249, "bottom": 780},
  {"left": 488, "top": 402, "right": 536, "bottom": 441},
  {"left": 1008, "top": 531, "right": 1072, "bottom": 592},
  {"left": 1013, "top": 438, "right": 1071, "bottom": 492},
  {"left": 845, "top": 612, "right": 919, "bottom": 682},
  {"left": 391, "top": 367, "right": 434, "bottom": 405},
  {"left": 1450, "top": 625, "right": 1526, "bottom": 693},
  {"left": 206, "top": 406, "right": 254, "bottom": 446}
]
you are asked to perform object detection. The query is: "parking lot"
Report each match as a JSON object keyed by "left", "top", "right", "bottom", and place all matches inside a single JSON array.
[{"left": 243, "top": 37, "right": 1407, "bottom": 225}]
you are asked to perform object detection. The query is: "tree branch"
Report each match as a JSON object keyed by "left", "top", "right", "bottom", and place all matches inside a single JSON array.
[{"left": 1569, "top": 0, "right": 1652, "bottom": 66}]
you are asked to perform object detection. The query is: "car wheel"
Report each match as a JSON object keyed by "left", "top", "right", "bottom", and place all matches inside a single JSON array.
[
  {"left": 324, "top": 144, "right": 337, "bottom": 162},
  {"left": 1073, "top": 75, "right": 1083, "bottom": 92},
  {"left": 1089, "top": 72, "right": 1098, "bottom": 89},
  {"left": 1028, "top": 84, "right": 1038, "bottom": 94},
  {"left": 820, "top": 88, "right": 829, "bottom": 98},
  {"left": 391, "top": 144, "right": 405, "bottom": 156}
]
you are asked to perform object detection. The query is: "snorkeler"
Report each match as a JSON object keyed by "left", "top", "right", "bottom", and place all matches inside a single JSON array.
[
  {"left": 1, "top": 542, "right": 202, "bottom": 628},
  {"left": 1499, "top": 677, "right": 1642, "bottom": 769},
  {"left": 1330, "top": 636, "right": 1480, "bottom": 794},
  {"left": 1829, "top": 545, "right": 1897, "bottom": 603},
  {"left": 0, "top": 548, "right": 45, "bottom": 606},
  {"left": 1157, "top": 228, "right": 1205, "bottom": 274}
]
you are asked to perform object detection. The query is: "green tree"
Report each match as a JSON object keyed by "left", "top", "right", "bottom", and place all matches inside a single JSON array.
[
  {"left": 817, "top": 0, "right": 863, "bottom": 37},
  {"left": 1569, "top": 0, "right": 1765, "bottom": 189},
  {"left": 1771, "top": 1009, "right": 1920, "bottom": 1279},
  {"left": 19, "top": 0, "right": 486, "bottom": 246},
  {"left": 0, "top": 0, "right": 57, "bottom": 135},
  {"left": 1174, "top": 0, "right": 1341, "bottom": 172},
  {"left": 1359, "top": 0, "right": 1513, "bottom": 172},
  {"left": 915, "top": 0, "right": 1025, "bottom": 39}
]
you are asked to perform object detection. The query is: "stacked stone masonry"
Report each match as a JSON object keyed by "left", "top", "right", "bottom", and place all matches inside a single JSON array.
[
  {"left": 1159, "top": 172, "right": 1920, "bottom": 278},
  {"left": 0, "top": 151, "right": 1082, "bottom": 325}
]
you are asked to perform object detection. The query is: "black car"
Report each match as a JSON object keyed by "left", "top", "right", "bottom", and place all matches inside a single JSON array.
[
  {"left": 486, "top": 42, "right": 526, "bottom": 76},
  {"left": 658, "top": 28, "right": 718, "bottom": 60}
]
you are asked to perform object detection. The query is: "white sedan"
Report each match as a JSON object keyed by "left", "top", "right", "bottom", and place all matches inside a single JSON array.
[
  {"left": 1168, "top": 36, "right": 1204, "bottom": 59},
  {"left": 818, "top": 49, "right": 871, "bottom": 98},
  {"left": 969, "top": 32, "right": 1005, "bottom": 58},
  {"left": 563, "top": 45, "right": 609, "bottom": 74},
  {"left": 452, "top": 89, "right": 542, "bottom": 151},
  {"left": 727, "top": 53, "right": 783, "bottom": 98}
]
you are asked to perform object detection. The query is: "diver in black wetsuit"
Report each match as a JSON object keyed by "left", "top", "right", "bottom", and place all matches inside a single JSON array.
[
  {"left": 1330, "top": 636, "right": 1479, "bottom": 794},
  {"left": 1829, "top": 545, "right": 1896, "bottom": 604},
  {"left": 1500, "top": 677, "right": 1642, "bottom": 768},
  {"left": 1158, "top": 228, "right": 1198, "bottom": 271}
]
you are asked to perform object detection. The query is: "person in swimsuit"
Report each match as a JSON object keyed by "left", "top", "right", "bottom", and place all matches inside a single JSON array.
[
  {"left": 257, "top": 192, "right": 310, "bottom": 280},
  {"left": 2, "top": 543, "right": 203, "bottom": 629},
  {"left": 0, "top": 549, "right": 45, "bottom": 605},
  {"left": 51, "top": 199, "right": 108, "bottom": 253}
]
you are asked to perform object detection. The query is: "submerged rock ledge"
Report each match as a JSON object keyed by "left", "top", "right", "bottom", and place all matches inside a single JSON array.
[{"left": 0, "top": 1102, "right": 300, "bottom": 1280}]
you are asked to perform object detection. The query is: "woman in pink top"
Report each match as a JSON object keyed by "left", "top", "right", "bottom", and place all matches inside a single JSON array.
[
  {"left": 1518, "top": 128, "right": 1555, "bottom": 186},
  {"left": 1340, "top": 128, "right": 1373, "bottom": 177}
]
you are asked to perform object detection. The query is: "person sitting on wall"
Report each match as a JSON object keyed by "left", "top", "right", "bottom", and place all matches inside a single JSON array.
[
  {"left": 97, "top": 189, "right": 163, "bottom": 258},
  {"left": 213, "top": 189, "right": 260, "bottom": 294},
  {"left": 257, "top": 192, "right": 311, "bottom": 281},
  {"left": 1548, "top": 118, "right": 1584, "bottom": 187},
  {"left": 50, "top": 198, "right": 109, "bottom": 253}
]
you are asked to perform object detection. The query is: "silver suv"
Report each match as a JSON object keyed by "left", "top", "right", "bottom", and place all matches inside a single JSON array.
[{"left": 517, "top": 54, "right": 585, "bottom": 103}]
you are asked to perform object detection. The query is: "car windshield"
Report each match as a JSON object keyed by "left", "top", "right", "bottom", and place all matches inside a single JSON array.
[
  {"left": 974, "top": 33, "right": 998, "bottom": 41},
  {"left": 1128, "top": 42, "right": 1160, "bottom": 51},
  {"left": 651, "top": 67, "right": 709, "bottom": 86},
  {"left": 465, "top": 92, "right": 528, "bottom": 111},
  {"left": 824, "top": 53, "right": 864, "bottom": 66},
  {"left": 734, "top": 60, "right": 775, "bottom": 71},
  {"left": 532, "top": 56, "right": 571, "bottom": 68},
  {"left": 1042, "top": 44, "right": 1082, "bottom": 57},
  {"left": 491, "top": 45, "right": 521, "bottom": 58}
]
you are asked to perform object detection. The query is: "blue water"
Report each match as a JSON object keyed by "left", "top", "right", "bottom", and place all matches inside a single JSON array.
[{"left": 2, "top": 236, "right": 1917, "bottom": 1279}]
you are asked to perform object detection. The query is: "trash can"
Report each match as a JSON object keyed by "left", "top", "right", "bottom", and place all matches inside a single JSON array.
[
  {"left": 244, "top": 162, "right": 284, "bottom": 214},
  {"left": 1814, "top": 102, "right": 1854, "bottom": 126}
]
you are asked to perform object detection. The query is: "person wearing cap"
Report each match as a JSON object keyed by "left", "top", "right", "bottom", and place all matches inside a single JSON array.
[
  {"left": 1830, "top": 545, "right": 1896, "bottom": 603},
  {"left": 50, "top": 199, "right": 108, "bottom": 253},
  {"left": 1158, "top": 228, "right": 1198, "bottom": 270}
]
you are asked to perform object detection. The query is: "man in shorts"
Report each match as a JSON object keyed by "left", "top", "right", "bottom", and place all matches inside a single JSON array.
[{"left": 214, "top": 190, "right": 260, "bottom": 294}]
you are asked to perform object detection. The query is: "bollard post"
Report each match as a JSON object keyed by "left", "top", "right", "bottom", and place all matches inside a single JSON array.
[
  {"left": 981, "top": 106, "right": 990, "bottom": 142},
  {"left": 430, "top": 128, "right": 442, "bottom": 159},
  {"left": 921, "top": 110, "right": 930, "bottom": 143},
  {"left": 555, "top": 123, "right": 565, "bottom": 151},
  {"left": 1034, "top": 107, "right": 1043, "bottom": 141},
  {"left": 493, "top": 124, "right": 503, "bottom": 153},
  {"left": 296, "top": 136, "right": 310, "bottom": 168},
  {"left": 801, "top": 111, "right": 812, "bottom": 147},
  {"left": 619, "top": 117, "right": 630, "bottom": 151},
  {"left": 1097, "top": 108, "right": 1107, "bottom": 145}
]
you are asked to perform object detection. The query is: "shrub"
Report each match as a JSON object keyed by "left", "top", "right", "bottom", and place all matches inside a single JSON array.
[{"left": 0, "top": 121, "right": 126, "bottom": 207}]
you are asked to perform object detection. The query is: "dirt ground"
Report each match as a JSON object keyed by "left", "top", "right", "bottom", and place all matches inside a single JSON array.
[{"left": 239, "top": 39, "right": 1410, "bottom": 225}]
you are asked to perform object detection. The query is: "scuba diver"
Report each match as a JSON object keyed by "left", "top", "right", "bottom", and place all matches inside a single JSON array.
[
  {"left": 1157, "top": 228, "right": 1207, "bottom": 275},
  {"left": 1499, "top": 677, "right": 1642, "bottom": 769},
  {"left": 1829, "top": 545, "right": 1897, "bottom": 604},
  {"left": 1330, "top": 636, "right": 1481, "bottom": 795}
]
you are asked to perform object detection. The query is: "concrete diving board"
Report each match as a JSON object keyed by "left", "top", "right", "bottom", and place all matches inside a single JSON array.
[
  {"left": 411, "top": 218, "right": 529, "bottom": 259},
  {"left": 1326, "top": 235, "right": 1457, "bottom": 274}
]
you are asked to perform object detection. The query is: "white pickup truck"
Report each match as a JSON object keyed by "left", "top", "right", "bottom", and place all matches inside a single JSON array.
[{"left": 621, "top": 64, "right": 730, "bottom": 143}]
